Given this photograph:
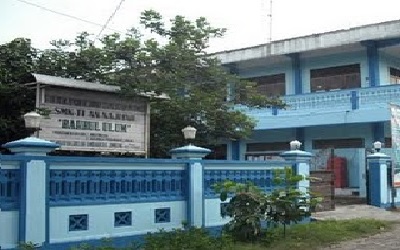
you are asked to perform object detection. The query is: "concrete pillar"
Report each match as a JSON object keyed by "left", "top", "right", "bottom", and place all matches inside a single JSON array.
[
  {"left": 170, "top": 145, "right": 210, "bottom": 227},
  {"left": 366, "top": 41, "right": 380, "bottom": 87},
  {"left": 289, "top": 53, "right": 303, "bottom": 94},
  {"left": 3, "top": 137, "right": 58, "bottom": 247},
  {"left": 367, "top": 151, "right": 391, "bottom": 207},
  {"left": 230, "top": 140, "right": 241, "bottom": 160},
  {"left": 281, "top": 147, "right": 312, "bottom": 194}
]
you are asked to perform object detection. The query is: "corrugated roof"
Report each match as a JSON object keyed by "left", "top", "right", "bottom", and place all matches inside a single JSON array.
[
  {"left": 30, "top": 74, "right": 169, "bottom": 99},
  {"left": 32, "top": 73, "right": 120, "bottom": 93}
]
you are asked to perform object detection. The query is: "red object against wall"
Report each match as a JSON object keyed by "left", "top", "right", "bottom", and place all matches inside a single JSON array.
[{"left": 327, "top": 157, "right": 348, "bottom": 188}]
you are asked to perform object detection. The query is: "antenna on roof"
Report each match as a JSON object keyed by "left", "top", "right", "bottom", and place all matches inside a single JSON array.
[{"left": 267, "top": 0, "right": 273, "bottom": 43}]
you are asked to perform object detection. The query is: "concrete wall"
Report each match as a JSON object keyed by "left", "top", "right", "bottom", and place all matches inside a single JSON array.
[
  {"left": 0, "top": 211, "right": 19, "bottom": 249},
  {"left": 49, "top": 201, "right": 186, "bottom": 244},
  {"left": 0, "top": 152, "right": 302, "bottom": 249}
]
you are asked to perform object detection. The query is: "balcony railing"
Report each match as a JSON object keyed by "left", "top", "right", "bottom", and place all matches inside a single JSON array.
[{"left": 241, "top": 84, "right": 400, "bottom": 116}]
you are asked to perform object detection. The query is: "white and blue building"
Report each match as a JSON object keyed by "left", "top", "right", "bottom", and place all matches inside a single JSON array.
[{"left": 213, "top": 19, "right": 400, "bottom": 197}]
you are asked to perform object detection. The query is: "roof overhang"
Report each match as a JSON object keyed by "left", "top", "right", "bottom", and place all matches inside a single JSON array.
[{"left": 212, "top": 19, "right": 400, "bottom": 65}]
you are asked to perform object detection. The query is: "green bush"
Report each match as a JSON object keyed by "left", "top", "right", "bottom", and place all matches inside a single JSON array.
[
  {"left": 214, "top": 167, "right": 322, "bottom": 242},
  {"left": 67, "top": 227, "right": 232, "bottom": 250},
  {"left": 144, "top": 227, "right": 233, "bottom": 250}
]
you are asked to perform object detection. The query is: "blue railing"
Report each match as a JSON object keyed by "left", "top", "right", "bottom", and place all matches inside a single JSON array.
[
  {"left": 204, "top": 169, "right": 275, "bottom": 198},
  {"left": 0, "top": 169, "right": 20, "bottom": 210},
  {"left": 240, "top": 84, "right": 400, "bottom": 116},
  {"left": 49, "top": 169, "right": 187, "bottom": 205}
]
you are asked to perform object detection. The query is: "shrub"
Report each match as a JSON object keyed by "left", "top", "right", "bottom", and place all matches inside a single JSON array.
[
  {"left": 144, "top": 227, "right": 233, "bottom": 250},
  {"left": 214, "top": 167, "right": 322, "bottom": 242}
]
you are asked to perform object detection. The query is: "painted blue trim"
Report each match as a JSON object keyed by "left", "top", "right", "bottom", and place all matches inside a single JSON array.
[
  {"left": 0, "top": 154, "right": 190, "bottom": 164},
  {"left": 45, "top": 164, "right": 50, "bottom": 244},
  {"left": 170, "top": 145, "right": 211, "bottom": 154},
  {"left": 369, "top": 162, "right": 381, "bottom": 206},
  {"left": 49, "top": 199, "right": 186, "bottom": 208},
  {"left": 201, "top": 164, "right": 205, "bottom": 228},
  {"left": 203, "top": 168, "right": 276, "bottom": 198},
  {"left": 48, "top": 168, "right": 187, "bottom": 206},
  {"left": 280, "top": 150, "right": 312, "bottom": 158},
  {"left": 372, "top": 122, "right": 385, "bottom": 143},
  {"left": 189, "top": 164, "right": 195, "bottom": 225},
  {"left": 365, "top": 41, "right": 380, "bottom": 87},
  {"left": 231, "top": 140, "right": 240, "bottom": 160},
  {"left": 19, "top": 160, "right": 27, "bottom": 242},
  {"left": 202, "top": 159, "right": 296, "bottom": 165},
  {"left": 3, "top": 137, "right": 59, "bottom": 149},
  {"left": 350, "top": 90, "right": 359, "bottom": 110},
  {"left": 290, "top": 53, "right": 302, "bottom": 94},
  {"left": 186, "top": 162, "right": 192, "bottom": 226},
  {"left": 367, "top": 154, "right": 391, "bottom": 160}
]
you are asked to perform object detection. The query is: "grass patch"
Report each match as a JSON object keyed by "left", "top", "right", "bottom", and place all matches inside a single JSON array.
[{"left": 234, "top": 219, "right": 393, "bottom": 250}]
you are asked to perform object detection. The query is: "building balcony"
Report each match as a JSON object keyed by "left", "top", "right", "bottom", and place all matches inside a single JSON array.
[{"left": 239, "top": 84, "right": 400, "bottom": 130}]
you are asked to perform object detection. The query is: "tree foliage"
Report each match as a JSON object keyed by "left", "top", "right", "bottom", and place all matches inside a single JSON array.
[
  {"left": 214, "top": 167, "right": 322, "bottom": 242},
  {"left": 0, "top": 38, "right": 36, "bottom": 148},
  {"left": 2, "top": 10, "right": 284, "bottom": 157}
]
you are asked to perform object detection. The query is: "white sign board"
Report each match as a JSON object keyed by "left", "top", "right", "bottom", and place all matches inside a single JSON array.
[{"left": 38, "top": 87, "right": 148, "bottom": 154}]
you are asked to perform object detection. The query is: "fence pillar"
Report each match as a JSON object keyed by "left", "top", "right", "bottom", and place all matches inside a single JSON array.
[
  {"left": 280, "top": 142, "right": 312, "bottom": 194},
  {"left": 3, "top": 137, "right": 58, "bottom": 247},
  {"left": 170, "top": 145, "right": 211, "bottom": 228},
  {"left": 367, "top": 151, "right": 391, "bottom": 207}
]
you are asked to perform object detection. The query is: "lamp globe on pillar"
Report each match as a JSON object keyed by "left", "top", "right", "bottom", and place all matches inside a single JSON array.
[
  {"left": 182, "top": 125, "right": 196, "bottom": 145},
  {"left": 290, "top": 140, "right": 302, "bottom": 151},
  {"left": 24, "top": 111, "right": 42, "bottom": 137},
  {"left": 373, "top": 141, "right": 382, "bottom": 153}
]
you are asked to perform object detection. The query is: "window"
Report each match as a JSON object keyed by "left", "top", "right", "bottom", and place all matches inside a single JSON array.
[
  {"left": 69, "top": 214, "right": 88, "bottom": 231},
  {"left": 77, "top": 110, "right": 85, "bottom": 116},
  {"left": 155, "top": 208, "right": 171, "bottom": 223},
  {"left": 115, "top": 124, "right": 122, "bottom": 132},
  {"left": 312, "top": 138, "right": 364, "bottom": 149},
  {"left": 247, "top": 73, "right": 285, "bottom": 97},
  {"left": 83, "top": 121, "right": 90, "bottom": 130},
  {"left": 70, "top": 120, "right": 75, "bottom": 129},
  {"left": 76, "top": 120, "right": 82, "bottom": 130},
  {"left": 114, "top": 211, "right": 132, "bottom": 227},
  {"left": 390, "top": 68, "right": 400, "bottom": 84},
  {"left": 310, "top": 64, "right": 361, "bottom": 92},
  {"left": 205, "top": 144, "right": 227, "bottom": 160},
  {"left": 102, "top": 123, "right": 113, "bottom": 131},
  {"left": 62, "top": 120, "right": 69, "bottom": 129}
]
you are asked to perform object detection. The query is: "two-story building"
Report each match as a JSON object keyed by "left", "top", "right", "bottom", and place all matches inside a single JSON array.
[{"left": 213, "top": 19, "right": 400, "bottom": 197}]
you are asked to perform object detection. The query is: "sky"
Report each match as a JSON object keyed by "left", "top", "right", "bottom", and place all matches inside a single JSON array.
[{"left": 1, "top": 0, "right": 400, "bottom": 53}]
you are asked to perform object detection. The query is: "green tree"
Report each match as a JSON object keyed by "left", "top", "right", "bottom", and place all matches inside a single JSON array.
[
  {"left": 0, "top": 38, "right": 36, "bottom": 148},
  {"left": 214, "top": 167, "right": 321, "bottom": 242},
  {"left": 5, "top": 10, "right": 284, "bottom": 157}
]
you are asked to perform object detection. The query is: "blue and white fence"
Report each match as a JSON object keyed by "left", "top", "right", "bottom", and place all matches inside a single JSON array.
[{"left": 0, "top": 137, "right": 311, "bottom": 250}]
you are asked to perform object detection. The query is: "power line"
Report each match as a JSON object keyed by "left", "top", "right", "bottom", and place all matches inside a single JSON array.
[
  {"left": 13, "top": 0, "right": 124, "bottom": 34},
  {"left": 96, "top": 0, "right": 126, "bottom": 40}
]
